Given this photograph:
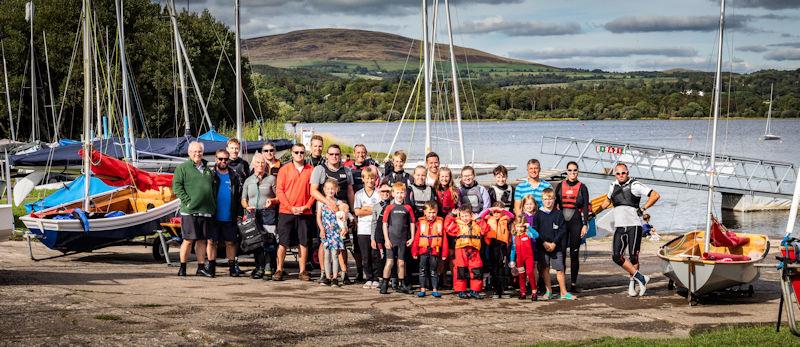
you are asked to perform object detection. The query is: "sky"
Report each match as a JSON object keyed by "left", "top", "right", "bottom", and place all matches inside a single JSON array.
[{"left": 174, "top": 0, "right": 800, "bottom": 72}]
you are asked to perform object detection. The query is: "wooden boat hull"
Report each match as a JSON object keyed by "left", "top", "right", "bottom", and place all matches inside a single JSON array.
[
  {"left": 20, "top": 187, "right": 180, "bottom": 253},
  {"left": 657, "top": 230, "right": 769, "bottom": 295}
]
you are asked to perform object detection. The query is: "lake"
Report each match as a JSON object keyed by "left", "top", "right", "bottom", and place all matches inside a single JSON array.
[{"left": 292, "top": 119, "right": 800, "bottom": 237}]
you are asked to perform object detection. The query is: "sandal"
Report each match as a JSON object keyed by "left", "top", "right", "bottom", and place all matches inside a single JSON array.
[
  {"left": 540, "top": 291, "right": 551, "bottom": 301},
  {"left": 559, "top": 292, "right": 577, "bottom": 300}
]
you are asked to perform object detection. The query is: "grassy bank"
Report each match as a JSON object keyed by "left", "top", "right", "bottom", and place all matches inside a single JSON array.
[{"left": 531, "top": 325, "right": 795, "bottom": 347}]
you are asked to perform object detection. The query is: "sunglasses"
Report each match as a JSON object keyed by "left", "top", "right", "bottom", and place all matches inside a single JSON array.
[
  {"left": 615, "top": 172, "right": 628, "bottom": 176},
  {"left": 327, "top": 152, "right": 341, "bottom": 156},
  {"left": 293, "top": 151, "right": 305, "bottom": 155},
  {"left": 262, "top": 149, "right": 275, "bottom": 153},
  {"left": 567, "top": 169, "right": 578, "bottom": 172},
  {"left": 217, "top": 157, "right": 229, "bottom": 161}
]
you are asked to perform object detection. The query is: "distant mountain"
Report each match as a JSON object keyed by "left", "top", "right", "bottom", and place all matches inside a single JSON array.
[{"left": 243, "top": 28, "right": 544, "bottom": 67}]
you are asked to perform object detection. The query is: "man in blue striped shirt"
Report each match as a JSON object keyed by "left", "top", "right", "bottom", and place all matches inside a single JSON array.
[{"left": 514, "top": 159, "right": 553, "bottom": 215}]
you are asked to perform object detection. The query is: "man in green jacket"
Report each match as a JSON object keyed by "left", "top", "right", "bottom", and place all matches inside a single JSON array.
[{"left": 174, "top": 141, "right": 216, "bottom": 277}]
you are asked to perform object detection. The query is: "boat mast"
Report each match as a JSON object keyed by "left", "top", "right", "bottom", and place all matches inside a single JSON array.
[
  {"left": 26, "top": 2, "right": 38, "bottom": 142},
  {"left": 82, "top": 0, "right": 93, "bottom": 211},
  {"left": 43, "top": 33, "right": 59, "bottom": 142},
  {"left": 422, "top": 0, "right": 432, "bottom": 155},
  {"left": 765, "top": 83, "right": 773, "bottom": 136},
  {"left": 235, "top": 0, "right": 243, "bottom": 141},
  {"left": 786, "top": 166, "right": 800, "bottom": 237},
  {"left": 116, "top": 0, "right": 136, "bottom": 161},
  {"left": 444, "top": 0, "right": 465, "bottom": 166},
  {"left": 1, "top": 41, "right": 15, "bottom": 142},
  {"left": 704, "top": 0, "right": 725, "bottom": 253},
  {"left": 167, "top": 0, "right": 191, "bottom": 137}
]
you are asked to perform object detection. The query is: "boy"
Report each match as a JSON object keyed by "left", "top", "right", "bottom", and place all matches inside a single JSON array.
[
  {"left": 447, "top": 204, "right": 488, "bottom": 299},
  {"left": 488, "top": 165, "right": 514, "bottom": 211},
  {"left": 642, "top": 213, "right": 661, "bottom": 242},
  {"left": 531, "top": 188, "right": 575, "bottom": 300},
  {"left": 480, "top": 202, "right": 514, "bottom": 298},
  {"left": 354, "top": 168, "right": 381, "bottom": 288},
  {"left": 411, "top": 201, "right": 449, "bottom": 298},
  {"left": 459, "top": 166, "right": 490, "bottom": 217},
  {"left": 384, "top": 150, "right": 412, "bottom": 186},
  {"left": 370, "top": 182, "right": 394, "bottom": 289},
  {"left": 408, "top": 165, "right": 438, "bottom": 219},
  {"left": 380, "top": 182, "right": 416, "bottom": 294}
]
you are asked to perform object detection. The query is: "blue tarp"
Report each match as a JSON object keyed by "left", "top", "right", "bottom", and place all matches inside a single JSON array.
[
  {"left": 58, "top": 139, "right": 81, "bottom": 146},
  {"left": 10, "top": 137, "right": 293, "bottom": 168},
  {"left": 25, "top": 176, "right": 119, "bottom": 213},
  {"left": 198, "top": 130, "right": 229, "bottom": 142}
]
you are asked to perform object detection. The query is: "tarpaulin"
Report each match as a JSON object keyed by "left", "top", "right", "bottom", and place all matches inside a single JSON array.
[{"left": 79, "top": 149, "right": 173, "bottom": 191}]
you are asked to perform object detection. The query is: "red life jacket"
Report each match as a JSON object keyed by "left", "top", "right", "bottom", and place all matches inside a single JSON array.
[{"left": 560, "top": 180, "right": 582, "bottom": 210}]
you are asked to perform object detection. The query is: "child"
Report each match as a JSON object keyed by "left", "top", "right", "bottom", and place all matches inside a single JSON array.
[
  {"left": 370, "top": 182, "right": 393, "bottom": 289},
  {"left": 380, "top": 182, "right": 416, "bottom": 294},
  {"left": 642, "top": 213, "right": 661, "bottom": 242},
  {"left": 459, "top": 166, "right": 490, "bottom": 217},
  {"left": 316, "top": 179, "right": 349, "bottom": 287},
  {"left": 411, "top": 201, "right": 449, "bottom": 298},
  {"left": 488, "top": 165, "right": 514, "bottom": 210},
  {"left": 354, "top": 168, "right": 381, "bottom": 288},
  {"left": 479, "top": 202, "right": 514, "bottom": 299},
  {"left": 433, "top": 167, "right": 459, "bottom": 217},
  {"left": 447, "top": 204, "right": 488, "bottom": 299},
  {"left": 509, "top": 215, "right": 539, "bottom": 301},
  {"left": 531, "top": 188, "right": 575, "bottom": 300},
  {"left": 408, "top": 165, "right": 437, "bottom": 219},
  {"left": 384, "top": 150, "right": 411, "bottom": 186}
]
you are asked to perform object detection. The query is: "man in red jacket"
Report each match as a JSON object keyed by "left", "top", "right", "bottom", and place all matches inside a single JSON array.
[{"left": 273, "top": 144, "right": 316, "bottom": 281}]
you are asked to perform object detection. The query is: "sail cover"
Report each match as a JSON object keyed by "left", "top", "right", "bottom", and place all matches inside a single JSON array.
[
  {"left": 198, "top": 130, "right": 229, "bottom": 142},
  {"left": 79, "top": 149, "right": 174, "bottom": 191},
  {"left": 25, "top": 177, "right": 119, "bottom": 213}
]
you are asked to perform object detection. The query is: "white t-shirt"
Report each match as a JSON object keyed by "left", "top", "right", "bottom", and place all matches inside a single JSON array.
[
  {"left": 607, "top": 179, "right": 652, "bottom": 228},
  {"left": 354, "top": 188, "right": 381, "bottom": 235}
]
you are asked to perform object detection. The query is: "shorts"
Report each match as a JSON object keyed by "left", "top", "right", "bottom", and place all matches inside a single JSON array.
[
  {"left": 540, "top": 251, "right": 565, "bottom": 272},
  {"left": 277, "top": 213, "right": 311, "bottom": 247},
  {"left": 181, "top": 215, "right": 210, "bottom": 240},
  {"left": 209, "top": 220, "right": 238, "bottom": 242},
  {"left": 385, "top": 242, "right": 407, "bottom": 260}
]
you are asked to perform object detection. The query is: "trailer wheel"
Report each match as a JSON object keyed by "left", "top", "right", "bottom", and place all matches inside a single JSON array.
[
  {"left": 748, "top": 284, "right": 754, "bottom": 297},
  {"left": 152, "top": 238, "right": 167, "bottom": 261}
]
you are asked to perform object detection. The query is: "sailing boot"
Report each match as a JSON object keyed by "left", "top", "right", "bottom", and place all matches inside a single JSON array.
[
  {"left": 207, "top": 260, "right": 217, "bottom": 278},
  {"left": 177, "top": 263, "right": 187, "bottom": 277},
  {"left": 628, "top": 277, "right": 637, "bottom": 297},
  {"left": 228, "top": 260, "right": 240, "bottom": 277},
  {"left": 196, "top": 263, "right": 213, "bottom": 278},
  {"left": 379, "top": 279, "right": 389, "bottom": 294},
  {"left": 232, "top": 259, "right": 245, "bottom": 277}
]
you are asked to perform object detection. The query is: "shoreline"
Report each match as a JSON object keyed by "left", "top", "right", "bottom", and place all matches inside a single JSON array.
[{"left": 299, "top": 116, "right": 795, "bottom": 124}]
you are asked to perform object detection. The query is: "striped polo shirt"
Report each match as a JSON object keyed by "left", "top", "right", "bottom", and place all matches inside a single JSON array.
[{"left": 514, "top": 178, "right": 553, "bottom": 208}]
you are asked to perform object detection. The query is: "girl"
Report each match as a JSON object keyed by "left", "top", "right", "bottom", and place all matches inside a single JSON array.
[
  {"left": 509, "top": 215, "right": 539, "bottom": 300},
  {"left": 434, "top": 167, "right": 460, "bottom": 289},
  {"left": 316, "top": 179, "right": 350, "bottom": 287},
  {"left": 520, "top": 195, "right": 537, "bottom": 229}
]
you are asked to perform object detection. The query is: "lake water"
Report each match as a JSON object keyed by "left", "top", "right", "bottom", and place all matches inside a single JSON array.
[{"left": 293, "top": 119, "right": 800, "bottom": 237}]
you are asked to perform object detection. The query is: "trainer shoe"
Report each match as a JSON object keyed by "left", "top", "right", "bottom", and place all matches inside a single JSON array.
[
  {"left": 491, "top": 294, "right": 501, "bottom": 299},
  {"left": 362, "top": 281, "right": 373, "bottom": 289},
  {"left": 628, "top": 277, "right": 637, "bottom": 297},
  {"left": 371, "top": 281, "right": 380, "bottom": 289},
  {"left": 457, "top": 291, "right": 469, "bottom": 299},
  {"left": 469, "top": 290, "right": 483, "bottom": 299},
  {"left": 417, "top": 291, "right": 426, "bottom": 297},
  {"left": 431, "top": 291, "right": 442, "bottom": 298},
  {"left": 635, "top": 275, "right": 650, "bottom": 297}
]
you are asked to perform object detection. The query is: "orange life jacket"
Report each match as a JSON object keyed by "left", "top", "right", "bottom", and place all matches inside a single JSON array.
[
  {"left": 418, "top": 217, "right": 444, "bottom": 250},
  {"left": 560, "top": 180, "right": 582, "bottom": 210},
  {"left": 454, "top": 219, "right": 482, "bottom": 250},
  {"left": 485, "top": 213, "right": 511, "bottom": 244}
]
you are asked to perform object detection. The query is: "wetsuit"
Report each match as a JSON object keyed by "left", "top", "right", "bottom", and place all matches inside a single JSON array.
[
  {"left": 381, "top": 202, "right": 416, "bottom": 259},
  {"left": 370, "top": 199, "right": 392, "bottom": 276},
  {"left": 554, "top": 179, "right": 590, "bottom": 286},
  {"left": 608, "top": 178, "right": 652, "bottom": 267}
]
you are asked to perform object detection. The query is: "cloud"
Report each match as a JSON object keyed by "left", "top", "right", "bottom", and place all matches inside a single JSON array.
[
  {"left": 192, "top": 0, "right": 524, "bottom": 16},
  {"left": 769, "top": 42, "right": 800, "bottom": 48},
  {"left": 713, "top": 0, "right": 800, "bottom": 10},
  {"left": 457, "top": 16, "right": 581, "bottom": 36},
  {"left": 764, "top": 48, "right": 800, "bottom": 61},
  {"left": 738, "top": 45, "right": 768, "bottom": 52},
  {"left": 603, "top": 15, "right": 761, "bottom": 33},
  {"left": 633, "top": 57, "right": 752, "bottom": 72},
  {"left": 509, "top": 47, "right": 698, "bottom": 60}
]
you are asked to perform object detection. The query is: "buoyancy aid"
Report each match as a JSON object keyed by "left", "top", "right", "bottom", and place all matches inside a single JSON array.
[
  {"left": 610, "top": 179, "right": 641, "bottom": 208},
  {"left": 454, "top": 219, "right": 483, "bottom": 250},
  {"left": 322, "top": 164, "right": 350, "bottom": 201},
  {"left": 460, "top": 182, "right": 484, "bottom": 213},
  {"left": 410, "top": 183, "right": 435, "bottom": 214},
  {"left": 268, "top": 159, "right": 281, "bottom": 177},
  {"left": 346, "top": 158, "right": 377, "bottom": 192},
  {"left": 490, "top": 184, "right": 514, "bottom": 209},
  {"left": 485, "top": 212, "right": 511, "bottom": 244},
  {"left": 418, "top": 217, "right": 444, "bottom": 250},
  {"left": 560, "top": 180, "right": 582, "bottom": 210}
]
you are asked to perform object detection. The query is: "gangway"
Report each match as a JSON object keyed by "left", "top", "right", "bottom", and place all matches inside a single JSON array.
[{"left": 539, "top": 136, "right": 797, "bottom": 210}]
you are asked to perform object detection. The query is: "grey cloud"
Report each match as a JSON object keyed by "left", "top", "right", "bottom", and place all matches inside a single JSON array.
[
  {"left": 458, "top": 16, "right": 581, "bottom": 36},
  {"left": 738, "top": 45, "right": 768, "bottom": 52},
  {"left": 604, "top": 15, "right": 753, "bottom": 33},
  {"left": 633, "top": 57, "right": 752, "bottom": 72},
  {"left": 769, "top": 42, "right": 800, "bottom": 48},
  {"left": 190, "top": 0, "right": 524, "bottom": 16},
  {"left": 509, "top": 47, "right": 698, "bottom": 59},
  {"left": 764, "top": 48, "right": 800, "bottom": 61},
  {"left": 712, "top": 0, "right": 800, "bottom": 10}
]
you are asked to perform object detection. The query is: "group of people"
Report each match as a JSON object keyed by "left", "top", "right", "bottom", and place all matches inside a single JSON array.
[{"left": 172, "top": 134, "right": 660, "bottom": 300}]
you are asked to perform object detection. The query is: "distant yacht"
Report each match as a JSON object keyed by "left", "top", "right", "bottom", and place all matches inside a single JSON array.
[{"left": 761, "top": 83, "right": 780, "bottom": 141}]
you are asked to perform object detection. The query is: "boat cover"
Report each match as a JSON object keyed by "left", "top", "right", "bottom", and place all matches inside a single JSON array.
[
  {"left": 25, "top": 176, "right": 119, "bottom": 213},
  {"left": 710, "top": 216, "right": 750, "bottom": 248},
  {"left": 198, "top": 130, "right": 229, "bottom": 142},
  {"left": 80, "top": 149, "right": 173, "bottom": 191},
  {"left": 10, "top": 137, "right": 292, "bottom": 167},
  {"left": 702, "top": 252, "right": 751, "bottom": 262}
]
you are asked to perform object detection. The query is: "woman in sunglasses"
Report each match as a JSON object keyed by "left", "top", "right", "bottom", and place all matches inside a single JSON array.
[{"left": 553, "top": 161, "right": 590, "bottom": 293}]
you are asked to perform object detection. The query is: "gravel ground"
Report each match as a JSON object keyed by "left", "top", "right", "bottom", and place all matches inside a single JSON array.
[{"left": 0, "top": 236, "right": 784, "bottom": 346}]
